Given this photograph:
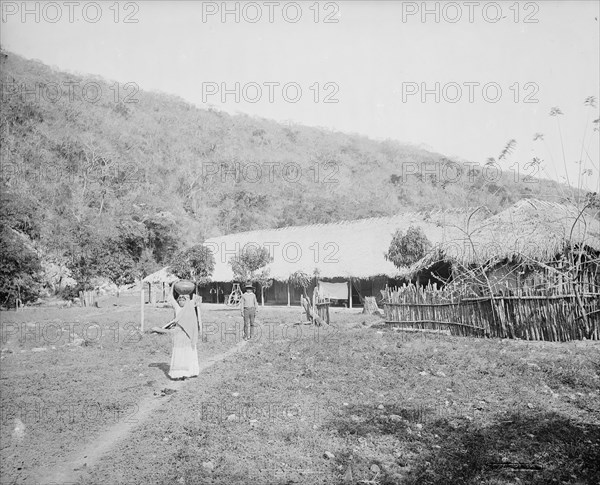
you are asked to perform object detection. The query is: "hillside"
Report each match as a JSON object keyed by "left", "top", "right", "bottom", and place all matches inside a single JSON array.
[{"left": 0, "top": 50, "right": 572, "bottom": 302}]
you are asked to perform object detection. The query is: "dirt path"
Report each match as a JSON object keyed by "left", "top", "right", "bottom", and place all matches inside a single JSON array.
[{"left": 29, "top": 340, "right": 247, "bottom": 485}]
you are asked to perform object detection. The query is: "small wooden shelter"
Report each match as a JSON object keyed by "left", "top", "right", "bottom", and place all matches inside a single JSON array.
[
  {"left": 143, "top": 267, "right": 178, "bottom": 303},
  {"left": 140, "top": 267, "right": 178, "bottom": 331}
]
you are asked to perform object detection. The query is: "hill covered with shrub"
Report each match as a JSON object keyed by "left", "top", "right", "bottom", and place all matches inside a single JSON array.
[{"left": 0, "top": 50, "right": 570, "bottom": 305}]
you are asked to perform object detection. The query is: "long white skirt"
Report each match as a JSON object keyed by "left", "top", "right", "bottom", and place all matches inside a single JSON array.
[{"left": 169, "top": 326, "right": 200, "bottom": 379}]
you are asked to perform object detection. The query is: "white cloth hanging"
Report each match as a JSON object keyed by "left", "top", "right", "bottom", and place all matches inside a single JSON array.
[{"left": 317, "top": 281, "right": 349, "bottom": 300}]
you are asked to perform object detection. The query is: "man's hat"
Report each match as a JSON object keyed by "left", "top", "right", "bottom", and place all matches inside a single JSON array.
[{"left": 245, "top": 283, "right": 254, "bottom": 290}]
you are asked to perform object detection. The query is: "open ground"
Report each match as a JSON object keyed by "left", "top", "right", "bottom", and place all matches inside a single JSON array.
[{"left": 1, "top": 295, "right": 599, "bottom": 485}]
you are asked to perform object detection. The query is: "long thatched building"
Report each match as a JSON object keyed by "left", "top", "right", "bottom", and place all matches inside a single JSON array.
[
  {"left": 200, "top": 208, "right": 473, "bottom": 306},
  {"left": 142, "top": 199, "right": 600, "bottom": 310}
]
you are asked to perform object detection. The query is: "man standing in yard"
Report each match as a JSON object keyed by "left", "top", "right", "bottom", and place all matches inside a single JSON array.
[{"left": 240, "top": 283, "right": 258, "bottom": 341}]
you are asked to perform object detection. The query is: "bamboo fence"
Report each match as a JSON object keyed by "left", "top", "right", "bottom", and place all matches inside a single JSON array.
[
  {"left": 383, "top": 283, "right": 599, "bottom": 341},
  {"left": 78, "top": 290, "right": 98, "bottom": 307}
]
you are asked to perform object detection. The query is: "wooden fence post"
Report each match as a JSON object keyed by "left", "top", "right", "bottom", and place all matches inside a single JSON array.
[
  {"left": 140, "top": 280, "right": 145, "bottom": 333},
  {"left": 348, "top": 278, "right": 352, "bottom": 309},
  {"left": 312, "top": 288, "right": 316, "bottom": 325}
]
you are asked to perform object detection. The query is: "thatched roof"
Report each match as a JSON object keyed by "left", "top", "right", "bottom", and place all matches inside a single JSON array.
[
  {"left": 143, "top": 266, "right": 178, "bottom": 284},
  {"left": 147, "top": 200, "right": 597, "bottom": 284},
  {"left": 205, "top": 209, "right": 474, "bottom": 282},
  {"left": 415, "top": 199, "right": 600, "bottom": 269}
]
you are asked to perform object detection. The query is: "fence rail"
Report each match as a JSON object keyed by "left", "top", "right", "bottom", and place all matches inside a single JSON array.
[{"left": 383, "top": 284, "right": 599, "bottom": 341}]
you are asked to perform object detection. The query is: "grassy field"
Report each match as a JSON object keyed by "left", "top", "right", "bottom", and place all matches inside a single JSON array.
[
  {"left": 0, "top": 294, "right": 238, "bottom": 484},
  {"left": 1, "top": 298, "right": 599, "bottom": 484}
]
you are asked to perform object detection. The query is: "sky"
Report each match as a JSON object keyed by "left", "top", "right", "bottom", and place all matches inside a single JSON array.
[{"left": 1, "top": 0, "right": 599, "bottom": 192}]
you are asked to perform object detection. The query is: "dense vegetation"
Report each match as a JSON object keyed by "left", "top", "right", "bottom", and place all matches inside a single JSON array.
[
  {"left": 386, "top": 226, "right": 433, "bottom": 269},
  {"left": 170, "top": 244, "right": 215, "bottom": 284},
  {"left": 229, "top": 246, "right": 273, "bottom": 284},
  {"left": 0, "top": 50, "right": 568, "bottom": 305}
]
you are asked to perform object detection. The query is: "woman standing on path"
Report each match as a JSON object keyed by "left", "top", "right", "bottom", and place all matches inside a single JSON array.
[{"left": 165, "top": 282, "right": 201, "bottom": 380}]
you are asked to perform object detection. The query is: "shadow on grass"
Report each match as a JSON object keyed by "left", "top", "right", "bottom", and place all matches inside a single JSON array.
[
  {"left": 148, "top": 362, "right": 170, "bottom": 379},
  {"left": 327, "top": 405, "right": 600, "bottom": 485},
  {"left": 405, "top": 411, "right": 599, "bottom": 485}
]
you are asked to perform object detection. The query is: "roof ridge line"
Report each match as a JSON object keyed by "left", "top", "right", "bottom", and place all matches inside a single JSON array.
[{"left": 208, "top": 203, "right": 534, "bottom": 239}]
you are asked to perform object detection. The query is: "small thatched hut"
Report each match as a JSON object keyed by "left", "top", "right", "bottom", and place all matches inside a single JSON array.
[
  {"left": 410, "top": 199, "right": 600, "bottom": 295},
  {"left": 142, "top": 267, "right": 178, "bottom": 304}
]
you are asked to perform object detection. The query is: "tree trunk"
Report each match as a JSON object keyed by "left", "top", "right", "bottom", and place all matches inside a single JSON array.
[{"left": 362, "top": 296, "right": 382, "bottom": 316}]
